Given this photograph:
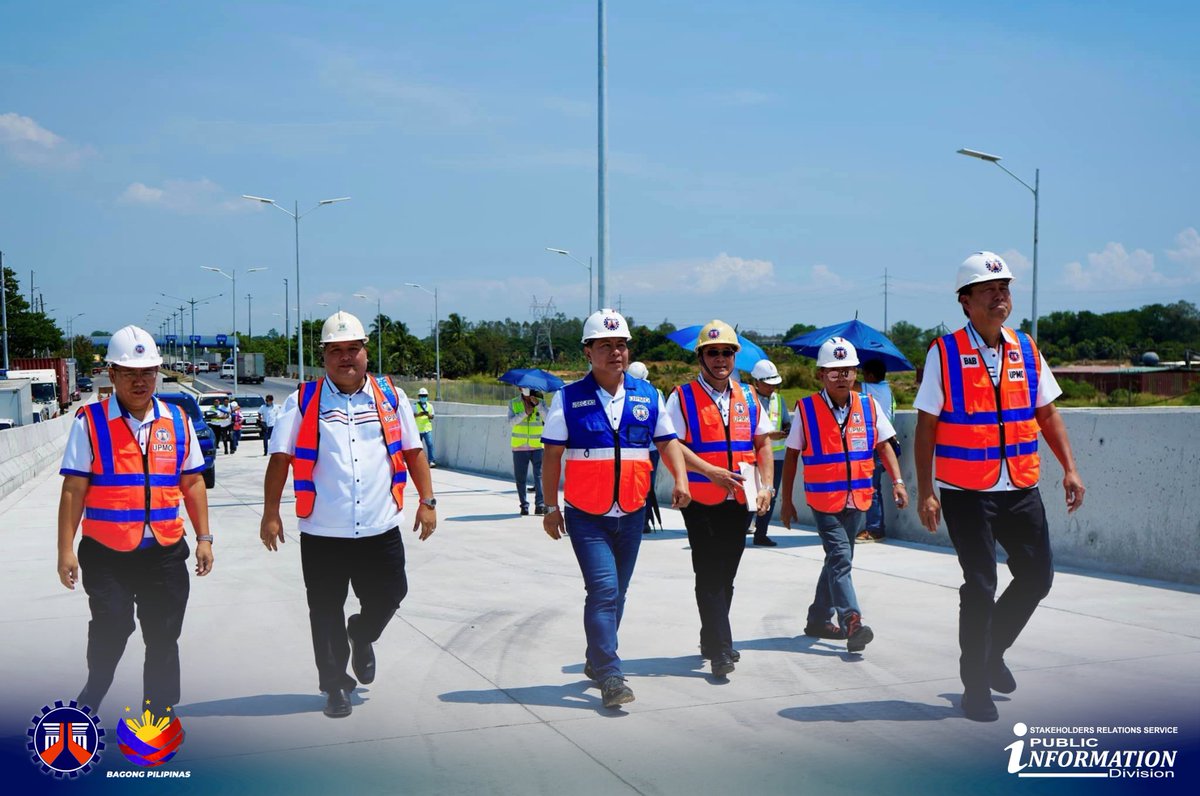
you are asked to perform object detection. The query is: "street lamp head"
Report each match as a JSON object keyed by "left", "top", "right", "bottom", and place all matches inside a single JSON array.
[
  {"left": 957, "top": 148, "right": 1002, "bottom": 163},
  {"left": 248, "top": 267, "right": 269, "bottom": 273},
  {"left": 242, "top": 194, "right": 275, "bottom": 203},
  {"left": 320, "top": 197, "right": 351, "bottom": 205},
  {"left": 546, "top": 248, "right": 570, "bottom": 255},
  {"left": 353, "top": 293, "right": 370, "bottom": 300}
]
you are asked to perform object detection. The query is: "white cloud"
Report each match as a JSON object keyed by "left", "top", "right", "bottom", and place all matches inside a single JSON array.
[
  {"left": 617, "top": 253, "right": 775, "bottom": 295},
  {"left": 0, "top": 112, "right": 91, "bottom": 168},
  {"left": 1166, "top": 227, "right": 1200, "bottom": 270},
  {"left": 810, "top": 263, "right": 851, "bottom": 290},
  {"left": 1000, "top": 249, "right": 1032, "bottom": 276},
  {"left": 118, "top": 178, "right": 252, "bottom": 215},
  {"left": 1063, "top": 242, "right": 1161, "bottom": 289}
]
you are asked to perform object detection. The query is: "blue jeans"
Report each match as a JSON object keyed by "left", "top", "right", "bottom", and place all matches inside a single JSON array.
[
  {"left": 420, "top": 431, "right": 435, "bottom": 463},
  {"left": 864, "top": 454, "right": 885, "bottom": 533},
  {"left": 512, "top": 449, "right": 544, "bottom": 509},
  {"left": 564, "top": 506, "right": 646, "bottom": 680},
  {"left": 807, "top": 507, "right": 865, "bottom": 626}
]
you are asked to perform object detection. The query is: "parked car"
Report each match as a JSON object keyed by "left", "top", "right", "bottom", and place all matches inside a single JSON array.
[
  {"left": 76, "top": 376, "right": 94, "bottom": 393},
  {"left": 155, "top": 392, "right": 216, "bottom": 489},
  {"left": 231, "top": 394, "right": 266, "bottom": 439},
  {"left": 196, "top": 391, "right": 232, "bottom": 425}
]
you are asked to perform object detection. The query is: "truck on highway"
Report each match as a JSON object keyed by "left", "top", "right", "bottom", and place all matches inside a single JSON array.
[
  {"left": 3, "top": 368, "right": 61, "bottom": 419},
  {"left": 12, "top": 357, "right": 71, "bottom": 413},
  {"left": 222, "top": 352, "right": 266, "bottom": 384},
  {"left": 0, "top": 378, "right": 36, "bottom": 428}
]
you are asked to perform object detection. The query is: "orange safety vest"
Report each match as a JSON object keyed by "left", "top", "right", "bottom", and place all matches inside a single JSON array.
[
  {"left": 933, "top": 327, "right": 1041, "bottom": 490},
  {"left": 554, "top": 372, "right": 660, "bottom": 515},
  {"left": 79, "top": 399, "right": 189, "bottom": 551},
  {"left": 796, "top": 391, "right": 876, "bottom": 513},
  {"left": 675, "top": 379, "right": 759, "bottom": 506},
  {"left": 293, "top": 376, "right": 408, "bottom": 518}
]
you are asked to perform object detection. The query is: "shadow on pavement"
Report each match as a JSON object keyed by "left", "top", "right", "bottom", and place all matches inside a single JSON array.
[
  {"left": 563, "top": 655, "right": 712, "bottom": 680},
  {"left": 779, "top": 695, "right": 960, "bottom": 723},
  {"left": 735, "top": 634, "right": 849, "bottom": 659},
  {"left": 175, "top": 692, "right": 363, "bottom": 717},
  {"left": 444, "top": 513, "right": 523, "bottom": 522},
  {"left": 438, "top": 681, "right": 609, "bottom": 712}
]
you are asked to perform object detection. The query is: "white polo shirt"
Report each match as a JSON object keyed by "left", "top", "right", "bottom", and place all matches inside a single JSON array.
[
  {"left": 60, "top": 397, "right": 206, "bottom": 539},
  {"left": 913, "top": 324, "right": 1062, "bottom": 492},
  {"left": 784, "top": 391, "right": 897, "bottom": 452},
  {"left": 270, "top": 378, "right": 422, "bottom": 538}
]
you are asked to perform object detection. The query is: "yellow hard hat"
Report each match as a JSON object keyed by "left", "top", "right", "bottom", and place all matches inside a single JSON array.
[{"left": 694, "top": 320, "right": 740, "bottom": 353}]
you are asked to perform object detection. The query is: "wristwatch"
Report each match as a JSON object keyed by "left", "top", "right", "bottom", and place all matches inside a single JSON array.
[
  {"left": 420, "top": 497, "right": 438, "bottom": 508},
  {"left": 543, "top": 505, "right": 560, "bottom": 515},
  {"left": 196, "top": 534, "right": 214, "bottom": 543}
]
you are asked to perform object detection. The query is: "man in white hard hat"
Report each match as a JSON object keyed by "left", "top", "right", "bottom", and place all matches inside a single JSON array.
[
  {"left": 780, "top": 337, "right": 906, "bottom": 655},
  {"left": 541, "top": 310, "right": 692, "bottom": 709},
  {"left": 748, "top": 358, "right": 789, "bottom": 547},
  {"left": 414, "top": 387, "right": 436, "bottom": 467},
  {"left": 261, "top": 311, "right": 437, "bottom": 719},
  {"left": 914, "top": 251, "right": 1085, "bottom": 722},
  {"left": 57, "top": 325, "right": 213, "bottom": 712},
  {"left": 508, "top": 387, "right": 547, "bottom": 515},
  {"left": 665, "top": 320, "right": 774, "bottom": 677}
]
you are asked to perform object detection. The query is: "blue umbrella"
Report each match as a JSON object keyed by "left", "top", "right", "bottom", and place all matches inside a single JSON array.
[
  {"left": 784, "top": 319, "right": 915, "bottom": 372},
  {"left": 666, "top": 325, "right": 769, "bottom": 373},
  {"left": 498, "top": 368, "right": 566, "bottom": 393}
]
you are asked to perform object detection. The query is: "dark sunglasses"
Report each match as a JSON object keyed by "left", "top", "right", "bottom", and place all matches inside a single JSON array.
[{"left": 703, "top": 348, "right": 737, "bottom": 358}]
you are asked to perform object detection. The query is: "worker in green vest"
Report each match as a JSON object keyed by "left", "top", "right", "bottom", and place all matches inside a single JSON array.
[
  {"left": 415, "top": 387, "right": 436, "bottom": 467},
  {"left": 508, "top": 388, "right": 547, "bottom": 515},
  {"left": 749, "top": 359, "right": 789, "bottom": 547}
]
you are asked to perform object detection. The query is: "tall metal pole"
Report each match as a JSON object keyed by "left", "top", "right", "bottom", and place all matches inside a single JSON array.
[
  {"left": 284, "top": 278, "right": 290, "bottom": 376},
  {"left": 376, "top": 298, "right": 383, "bottom": 375},
  {"left": 232, "top": 270, "right": 239, "bottom": 393},
  {"left": 295, "top": 201, "right": 302, "bottom": 381},
  {"left": 247, "top": 293, "right": 253, "bottom": 340},
  {"left": 434, "top": 288, "right": 441, "bottom": 401},
  {"left": 0, "top": 251, "right": 9, "bottom": 371},
  {"left": 597, "top": 0, "right": 609, "bottom": 309},
  {"left": 1032, "top": 168, "right": 1040, "bottom": 340}
]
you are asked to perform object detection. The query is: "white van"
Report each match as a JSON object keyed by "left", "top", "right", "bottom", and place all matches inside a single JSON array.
[{"left": 220, "top": 361, "right": 235, "bottom": 379}]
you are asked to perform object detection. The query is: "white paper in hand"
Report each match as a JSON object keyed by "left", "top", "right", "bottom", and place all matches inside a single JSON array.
[{"left": 738, "top": 462, "right": 761, "bottom": 512}]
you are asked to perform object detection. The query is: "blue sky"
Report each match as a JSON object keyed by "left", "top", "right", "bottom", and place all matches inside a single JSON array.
[{"left": 2, "top": 0, "right": 1197, "bottom": 342}]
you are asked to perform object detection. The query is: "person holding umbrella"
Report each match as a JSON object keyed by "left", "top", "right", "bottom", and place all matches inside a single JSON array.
[
  {"left": 508, "top": 387, "right": 547, "bottom": 515},
  {"left": 780, "top": 337, "right": 907, "bottom": 654},
  {"left": 665, "top": 320, "right": 774, "bottom": 677},
  {"left": 914, "top": 251, "right": 1084, "bottom": 722},
  {"left": 540, "top": 310, "right": 691, "bottom": 709}
]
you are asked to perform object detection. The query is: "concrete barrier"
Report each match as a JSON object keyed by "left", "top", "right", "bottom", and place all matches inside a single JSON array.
[{"left": 0, "top": 412, "right": 75, "bottom": 503}]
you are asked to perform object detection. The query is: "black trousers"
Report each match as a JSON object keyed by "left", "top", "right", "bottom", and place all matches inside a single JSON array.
[
  {"left": 77, "top": 536, "right": 191, "bottom": 711},
  {"left": 680, "top": 501, "right": 754, "bottom": 655},
  {"left": 300, "top": 528, "right": 408, "bottom": 693},
  {"left": 941, "top": 487, "right": 1054, "bottom": 693},
  {"left": 261, "top": 424, "right": 274, "bottom": 455}
]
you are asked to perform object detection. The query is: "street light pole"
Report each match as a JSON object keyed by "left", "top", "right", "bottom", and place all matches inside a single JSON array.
[
  {"left": 283, "top": 278, "right": 290, "bottom": 377},
  {"left": 353, "top": 293, "right": 384, "bottom": 374},
  {"left": 545, "top": 247, "right": 593, "bottom": 315},
  {"left": 405, "top": 283, "right": 439, "bottom": 400},
  {"left": 597, "top": 0, "right": 609, "bottom": 309},
  {"left": 203, "top": 266, "right": 267, "bottom": 392},
  {"left": 957, "top": 148, "right": 1041, "bottom": 340},
  {"left": 247, "top": 293, "right": 254, "bottom": 340},
  {"left": 162, "top": 291, "right": 221, "bottom": 371},
  {"left": 67, "top": 312, "right": 84, "bottom": 365},
  {"left": 1, "top": 250, "right": 9, "bottom": 371},
  {"left": 242, "top": 194, "right": 350, "bottom": 382}
]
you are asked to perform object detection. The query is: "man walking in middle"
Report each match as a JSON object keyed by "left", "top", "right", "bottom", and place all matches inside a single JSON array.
[
  {"left": 541, "top": 309, "right": 692, "bottom": 709},
  {"left": 665, "top": 320, "right": 774, "bottom": 678}
]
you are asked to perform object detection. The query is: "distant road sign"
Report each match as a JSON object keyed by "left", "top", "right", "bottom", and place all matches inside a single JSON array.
[
  {"left": 190, "top": 335, "right": 202, "bottom": 343},
  {"left": 165, "top": 335, "right": 177, "bottom": 343},
  {"left": 215, "top": 334, "right": 228, "bottom": 345}
]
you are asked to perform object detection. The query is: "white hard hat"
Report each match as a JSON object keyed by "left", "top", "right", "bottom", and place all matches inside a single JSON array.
[
  {"left": 750, "top": 359, "right": 782, "bottom": 385},
  {"left": 816, "top": 337, "right": 860, "bottom": 369},
  {"left": 106, "top": 325, "right": 163, "bottom": 368},
  {"left": 230, "top": 401, "right": 239, "bottom": 409},
  {"left": 581, "top": 309, "right": 632, "bottom": 342},
  {"left": 955, "top": 251, "right": 1014, "bottom": 293},
  {"left": 520, "top": 387, "right": 532, "bottom": 397},
  {"left": 320, "top": 311, "right": 369, "bottom": 345},
  {"left": 627, "top": 361, "right": 649, "bottom": 380},
  {"left": 417, "top": 387, "right": 429, "bottom": 396}
]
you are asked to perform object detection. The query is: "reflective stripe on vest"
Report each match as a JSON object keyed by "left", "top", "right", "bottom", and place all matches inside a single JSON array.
[
  {"left": 798, "top": 392, "right": 876, "bottom": 513},
  {"left": 766, "top": 391, "right": 786, "bottom": 453},
  {"left": 80, "top": 398, "right": 187, "bottom": 551},
  {"left": 510, "top": 397, "right": 544, "bottom": 449},
  {"left": 561, "top": 372, "right": 658, "bottom": 515},
  {"left": 934, "top": 327, "right": 1041, "bottom": 489},
  {"left": 676, "top": 379, "right": 758, "bottom": 505},
  {"left": 292, "top": 376, "right": 409, "bottom": 518}
]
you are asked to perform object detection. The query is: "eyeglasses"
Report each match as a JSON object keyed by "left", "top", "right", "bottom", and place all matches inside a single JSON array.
[
  {"left": 824, "top": 368, "right": 855, "bottom": 379},
  {"left": 110, "top": 368, "right": 157, "bottom": 381},
  {"left": 703, "top": 348, "right": 737, "bottom": 359}
]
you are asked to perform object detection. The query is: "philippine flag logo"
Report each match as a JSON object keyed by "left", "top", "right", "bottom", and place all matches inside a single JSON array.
[{"left": 116, "top": 706, "right": 184, "bottom": 767}]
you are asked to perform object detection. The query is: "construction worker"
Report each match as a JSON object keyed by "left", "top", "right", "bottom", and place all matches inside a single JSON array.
[
  {"left": 57, "top": 325, "right": 213, "bottom": 712},
  {"left": 508, "top": 387, "right": 546, "bottom": 515},
  {"left": 627, "top": 361, "right": 663, "bottom": 533},
  {"left": 748, "top": 359, "right": 789, "bottom": 546},
  {"left": 541, "top": 310, "right": 692, "bottom": 708},
  {"left": 210, "top": 396, "right": 232, "bottom": 454},
  {"left": 229, "top": 401, "right": 243, "bottom": 454},
  {"left": 261, "top": 311, "right": 437, "bottom": 719},
  {"left": 914, "top": 251, "right": 1084, "bottom": 722},
  {"left": 780, "top": 338, "right": 907, "bottom": 654},
  {"left": 859, "top": 359, "right": 898, "bottom": 542},
  {"left": 415, "top": 387, "right": 436, "bottom": 467},
  {"left": 665, "top": 320, "right": 774, "bottom": 677}
]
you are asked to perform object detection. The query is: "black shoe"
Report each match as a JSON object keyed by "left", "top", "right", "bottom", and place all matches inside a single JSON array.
[
  {"left": 347, "top": 615, "right": 376, "bottom": 685},
  {"left": 520, "top": 506, "right": 529, "bottom": 516},
  {"left": 700, "top": 646, "right": 741, "bottom": 663},
  {"left": 535, "top": 504, "right": 546, "bottom": 515},
  {"left": 989, "top": 659, "right": 1017, "bottom": 694},
  {"left": 711, "top": 654, "right": 736, "bottom": 677},
  {"left": 961, "top": 689, "right": 999, "bottom": 722},
  {"left": 803, "top": 621, "right": 845, "bottom": 640},
  {"left": 753, "top": 536, "right": 778, "bottom": 547},
  {"left": 844, "top": 612, "right": 874, "bottom": 653},
  {"left": 600, "top": 676, "right": 635, "bottom": 708},
  {"left": 323, "top": 688, "right": 353, "bottom": 718}
]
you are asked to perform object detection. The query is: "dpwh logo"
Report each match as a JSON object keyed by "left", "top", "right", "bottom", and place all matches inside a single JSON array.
[
  {"left": 632, "top": 404, "right": 650, "bottom": 422},
  {"left": 985, "top": 258, "right": 1005, "bottom": 273},
  {"left": 604, "top": 316, "right": 621, "bottom": 331},
  {"left": 833, "top": 346, "right": 848, "bottom": 361},
  {"left": 155, "top": 428, "right": 171, "bottom": 443},
  {"left": 707, "top": 328, "right": 721, "bottom": 339},
  {"left": 27, "top": 700, "right": 105, "bottom": 778},
  {"left": 134, "top": 344, "right": 146, "bottom": 355}
]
